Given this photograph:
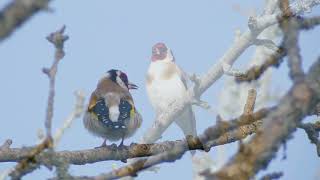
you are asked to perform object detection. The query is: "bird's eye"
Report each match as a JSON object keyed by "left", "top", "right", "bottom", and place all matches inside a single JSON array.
[{"left": 120, "top": 73, "right": 128, "bottom": 84}]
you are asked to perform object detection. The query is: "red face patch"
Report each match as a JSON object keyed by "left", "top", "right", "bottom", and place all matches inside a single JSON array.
[
  {"left": 119, "top": 72, "right": 129, "bottom": 86},
  {"left": 151, "top": 43, "right": 167, "bottom": 61}
]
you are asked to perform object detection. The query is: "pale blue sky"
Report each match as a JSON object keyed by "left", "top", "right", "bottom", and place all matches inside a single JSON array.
[{"left": 0, "top": 1, "right": 319, "bottom": 179}]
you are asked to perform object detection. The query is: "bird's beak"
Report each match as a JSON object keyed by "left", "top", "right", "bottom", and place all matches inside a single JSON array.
[{"left": 128, "top": 82, "right": 138, "bottom": 90}]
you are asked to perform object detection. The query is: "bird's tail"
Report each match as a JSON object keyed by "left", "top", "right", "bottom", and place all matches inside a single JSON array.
[{"left": 175, "top": 105, "right": 197, "bottom": 155}]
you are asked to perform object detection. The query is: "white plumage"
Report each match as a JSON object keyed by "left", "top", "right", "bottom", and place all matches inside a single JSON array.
[
  {"left": 146, "top": 43, "right": 197, "bottom": 140},
  {"left": 147, "top": 61, "right": 187, "bottom": 111}
]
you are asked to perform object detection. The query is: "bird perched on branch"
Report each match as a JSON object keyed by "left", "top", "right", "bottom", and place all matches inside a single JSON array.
[
  {"left": 83, "top": 69, "right": 142, "bottom": 148},
  {"left": 146, "top": 43, "right": 197, "bottom": 142}
]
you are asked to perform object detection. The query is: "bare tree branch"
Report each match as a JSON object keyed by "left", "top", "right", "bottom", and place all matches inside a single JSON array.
[
  {"left": 208, "top": 3, "right": 320, "bottom": 178},
  {"left": 53, "top": 90, "right": 85, "bottom": 147},
  {"left": 299, "top": 121, "right": 320, "bottom": 156},
  {"left": 252, "top": 39, "right": 279, "bottom": 51},
  {"left": 43, "top": 25, "right": 69, "bottom": 139},
  {"left": 0, "top": 0, "right": 51, "bottom": 42},
  {"left": 279, "top": 3, "right": 305, "bottom": 82},
  {"left": 70, "top": 90, "right": 263, "bottom": 179},
  {"left": 236, "top": 16, "right": 320, "bottom": 83},
  {"left": 235, "top": 47, "right": 286, "bottom": 82},
  {"left": 75, "top": 135, "right": 259, "bottom": 180},
  {"left": 260, "top": 172, "right": 283, "bottom": 180},
  {"left": 243, "top": 89, "right": 257, "bottom": 115},
  {"left": 9, "top": 138, "right": 52, "bottom": 180},
  {"left": 0, "top": 1, "right": 319, "bottom": 179},
  {"left": 0, "top": 107, "right": 270, "bottom": 165},
  {"left": 298, "top": 16, "right": 320, "bottom": 30},
  {"left": 210, "top": 58, "right": 320, "bottom": 180},
  {"left": 0, "top": 140, "right": 12, "bottom": 151},
  {"left": 140, "top": 0, "right": 320, "bottom": 144},
  {"left": 7, "top": 25, "right": 68, "bottom": 180}
]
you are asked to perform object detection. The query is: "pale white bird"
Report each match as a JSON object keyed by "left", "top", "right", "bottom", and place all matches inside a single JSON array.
[{"left": 146, "top": 42, "right": 197, "bottom": 142}]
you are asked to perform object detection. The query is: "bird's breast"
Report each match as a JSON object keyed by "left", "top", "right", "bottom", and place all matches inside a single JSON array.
[
  {"left": 147, "top": 61, "right": 188, "bottom": 111},
  {"left": 147, "top": 61, "right": 177, "bottom": 79},
  {"left": 146, "top": 75, "right": 187, "bottom": 112}
]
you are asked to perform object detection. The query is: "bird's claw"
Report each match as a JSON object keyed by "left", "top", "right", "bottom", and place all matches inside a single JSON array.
[
  {"left": 121, "top": 159, "right": 127, "bottom": 163},
  {"left": 110, "top": 143, "right": 118, "bottom": 149},
  {"left": 118, "top": 142, "right": 127, "bottom": 163},
  {"left": 94, "top": 144, "right": 107, "bottom": 149},
  {"left": 118, "top": 143, "right": 125, "bottom": 149}
]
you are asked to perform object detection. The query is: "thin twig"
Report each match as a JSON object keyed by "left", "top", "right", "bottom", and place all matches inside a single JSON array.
[
  {"left": 43, "top": 25, "right": 69, "bottom": 139},
  {"left": 53, "top": 90, "right": 85, "bottom": 147},
  {"left": 0, "top": 139, "right": 12, "bottom": 151},
  {"left": 235, "top": 47, "right": 286, "bottom": 82},
  {"left": 210, "top": 59, "right": 320, "bottom": 179},
  {"left": 9, "top": 138, "right": 52, "bottom": 180},
  {"left": 8, "top": 26, "right": 68, "bottom": 180},
  {"left": 253, "top": 39, "right": 279, "bottom": 51},
  {"left": 298, "top": 16, "right": 320, "bottom": 30},
  {"left": 279, "top": 2, "right": 305, "bottom": 82},
  {"left": 243, "top": 89, "right": 257, "bottom": 115},
  {"left": 260, "top": 172, "right": 283, "bottom": 180}
]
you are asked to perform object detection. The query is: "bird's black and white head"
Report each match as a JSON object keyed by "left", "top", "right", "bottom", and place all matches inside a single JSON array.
[
  {"left": 151, "top": 42, "right": 174, "bottom": 62},
  {"left": 106, "top": 69, "right": 138, "bottom": 90}
]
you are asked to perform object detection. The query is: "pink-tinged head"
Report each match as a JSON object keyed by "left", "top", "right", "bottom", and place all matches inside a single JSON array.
[{"left": 151, "top": 42, "right": 168, "bottom": 62}]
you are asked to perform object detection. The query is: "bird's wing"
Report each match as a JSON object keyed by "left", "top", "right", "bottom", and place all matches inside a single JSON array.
[
  {"left": 175, "top": 64, "right": 190, "bottom": 90},
  {"left": 175, "top": 105, "right": 197, "bottom": 137},
  {"left": 175, "top": 64, "right": 198, "bottom": 138},
  {"left": 88, "top": 92, "right": 98, "bottom": 111},
  {"left": 133, "top": 111, "right": 142, "bottom": 128}
]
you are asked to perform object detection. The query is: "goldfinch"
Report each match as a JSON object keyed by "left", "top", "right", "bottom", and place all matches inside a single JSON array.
[
  {"left": 83, "top": 69, "right": 142, "bottom": 148},
  {"left": 146, "top": 43, "right": 197, "bottom": 141}
]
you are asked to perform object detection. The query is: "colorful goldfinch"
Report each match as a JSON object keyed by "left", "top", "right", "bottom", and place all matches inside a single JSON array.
[{"left": 83, "top": 69, "right": 142, "bottom": 148}]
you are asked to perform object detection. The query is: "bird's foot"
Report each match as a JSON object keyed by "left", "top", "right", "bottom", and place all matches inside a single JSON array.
[
  {"left": 110, "top": 143, "right": 118, "bottom": 149},
  {"left": 94, "top": 144, "right": 107, "bottom": 149},
  {"left": 95, "top": 140, "right": 107, "bottom": 149},
  {"left": 118, "top": 142, "right": 125, "bottom": 149},
  {"left": 118, "top": 142, "right": 127, "bottom": 163},
  {"left": 118, "top": 137, "right": 126, "bottom": 148}
]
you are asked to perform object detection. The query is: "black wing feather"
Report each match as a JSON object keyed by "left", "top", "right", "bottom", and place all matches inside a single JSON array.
[{"left": 92, "top": 99, "right": 132, "bottom": 129}]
